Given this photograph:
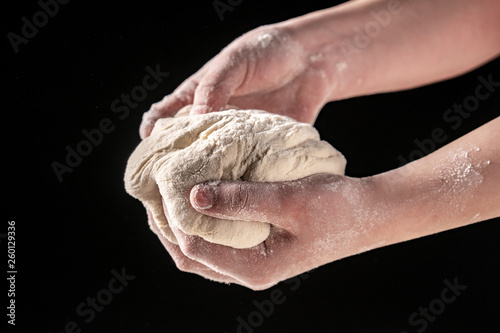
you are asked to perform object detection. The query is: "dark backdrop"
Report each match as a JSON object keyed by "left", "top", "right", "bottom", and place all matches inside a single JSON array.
[{"left": 3, "top": 0, "right": 499, "bottom": 332}]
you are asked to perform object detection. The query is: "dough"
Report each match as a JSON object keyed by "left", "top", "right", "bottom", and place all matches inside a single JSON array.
[{"left": 124, "top": 106, "right": 346, "bottom": 249}]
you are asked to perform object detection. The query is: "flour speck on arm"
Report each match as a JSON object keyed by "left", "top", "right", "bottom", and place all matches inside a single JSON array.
[
  {"left": 336, "top": 61, "right": 348, "bottom": 72},
  {"left": 309, "top": 52, "right": 323, "bottom": 63},
  {"left": 434, "top": 146, "right": 490, "bottom": 213}
]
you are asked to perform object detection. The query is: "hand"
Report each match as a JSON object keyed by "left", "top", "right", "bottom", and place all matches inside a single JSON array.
[
  {"left": 140, "top": 24, "right": 334, "bottom": 139},
  {"left": 151, "top": 173, "right": 386, "bottom": 290}
]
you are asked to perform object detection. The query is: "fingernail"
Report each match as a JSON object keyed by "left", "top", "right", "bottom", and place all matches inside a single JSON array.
[{"left": 194, "top": 185, "right": 214, "bottom": 210}]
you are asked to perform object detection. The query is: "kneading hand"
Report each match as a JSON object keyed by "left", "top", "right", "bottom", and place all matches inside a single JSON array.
[
  {"left": 140, "top": 25, "right": 334, "bottom": 139},
  {"left": 152, "top": 173, "right": 384, "bottom": 290}
]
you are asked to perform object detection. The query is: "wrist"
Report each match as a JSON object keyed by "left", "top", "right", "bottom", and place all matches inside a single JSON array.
[
  {"left": 320, "top": 175, "right": 394, "bottom": 260},
  {"left": 276, "top": 2, "right": 379, "bottom": 102},
  {"left": 370, "top": 163, "right": 454, "bottom": 246}
]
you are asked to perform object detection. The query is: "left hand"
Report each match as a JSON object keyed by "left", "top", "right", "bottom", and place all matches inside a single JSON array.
[{"left": 139, "top": 24, "right": 335, "bottom": 139}]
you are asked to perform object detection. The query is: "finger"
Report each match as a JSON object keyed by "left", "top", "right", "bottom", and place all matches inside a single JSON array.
[
  {"left": 147, "top": 208, "right": 240, "bottom": 285},
  {"left": 190, "top": 180, "right": 299, "bottom": 229},
  {"left": 140, "top": 95, "right": 185, "bottom": 139},
  {"left": 170, "top": 223, "right": 291, "bottom": 290},
  {"left": 139, "top": 79, "right": 198, "bottom": 139},
  {"left": 190, "top": 53, "right": 248, "bottom": 115}
]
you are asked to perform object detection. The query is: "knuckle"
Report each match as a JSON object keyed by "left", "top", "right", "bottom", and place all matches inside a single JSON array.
[
  {"left": 238, "top": 259, "right": 279, "bottom": 290},
  {"left": 178, "top": 237, "right": 202, "bottom": 260},
  {"left": 243, "top": 274, "right": 278, "bottom": 291},
  {"left": 174, "top": 257, "right": 193, "bottom": 273},
  {"left": 278, "top": 184, "right": 304, "bottom": 228},
  {"left": 180, "top": 243, "right": 196, "bottom": 259},
  {"left": 196, "top": 79, "right": 217, "bottom": 93},
  {"left": 145, "top": 103, "right": 161, "bottom": 119},
  {"left": 231, "top": 183, "right": 250, "bottom": 214}
]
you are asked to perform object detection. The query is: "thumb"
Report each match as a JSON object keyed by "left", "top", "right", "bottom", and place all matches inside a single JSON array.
[{"left": 190, "top": 181, "right": 292, "bottom": 227}]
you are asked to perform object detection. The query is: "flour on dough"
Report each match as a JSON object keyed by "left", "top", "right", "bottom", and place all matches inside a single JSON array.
[{"left": 124, "top": 106, "right": 347, "bottom": 249}]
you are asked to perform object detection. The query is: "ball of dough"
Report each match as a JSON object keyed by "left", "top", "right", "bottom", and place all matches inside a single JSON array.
[{"left": 124, "top": 106, "right": 346, "bottom": 249}]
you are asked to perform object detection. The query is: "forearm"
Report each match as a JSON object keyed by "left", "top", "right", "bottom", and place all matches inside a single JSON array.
[
  {"left": 278, "top": 0, "right": 500, "bottom": 100},
  {"left": 373, "top": 116, "right": 500, "bottom": 246}
]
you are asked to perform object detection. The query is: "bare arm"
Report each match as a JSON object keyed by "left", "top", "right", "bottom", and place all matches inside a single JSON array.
[
  {"left": 280, "top": 0, "right": 500, "bottom": 100},
  {"left": 372, "top": 115, "right": 500, "bottom": 246}
]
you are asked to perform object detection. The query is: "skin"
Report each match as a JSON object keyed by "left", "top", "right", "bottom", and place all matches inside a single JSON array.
[{"left": 139, "top": 0, "right": 500, "bottom": 290}]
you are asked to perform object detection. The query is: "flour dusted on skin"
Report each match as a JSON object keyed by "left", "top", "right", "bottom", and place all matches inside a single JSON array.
[
  {"left": 124, "top": 105, "right": 346, "bottom": 249},
  {"left": 257, "top": 33, "right": 273, "bottom": 48},
  {"left": 434, "top": 146, "right": 490, "bottom": 213}
]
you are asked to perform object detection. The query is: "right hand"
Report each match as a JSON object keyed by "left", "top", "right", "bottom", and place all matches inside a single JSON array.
[
  {"left": 148, "top": 173, "right": 389, "bottom": 290},
  {"left": 140, "top": 24, "right": 334, "bottom": 139}
]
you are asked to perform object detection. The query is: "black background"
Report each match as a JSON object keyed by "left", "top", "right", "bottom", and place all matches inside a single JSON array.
[{"left": 3, "top": 0, "right": 499, "bottom": 332}]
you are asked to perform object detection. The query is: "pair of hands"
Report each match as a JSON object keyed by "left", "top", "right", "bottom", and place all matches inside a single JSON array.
[
  {"left": 138, "top": 24, "right": 382, "bottom": 290},
  {"left": 137, "top": 0, "right": 500, "bottom": 290}
]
